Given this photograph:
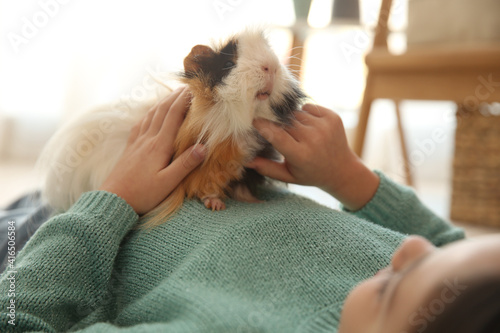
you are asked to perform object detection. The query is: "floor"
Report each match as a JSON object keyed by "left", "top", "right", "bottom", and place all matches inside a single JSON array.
[
  {"left": 288, "top": 183, "right": 500, "bottom": 239},
  {"left": 1, "top": 157, "right": 499, "bottom": 239},
  {"left": 0, "top": 157, "right": 41, "bottom": 208}
]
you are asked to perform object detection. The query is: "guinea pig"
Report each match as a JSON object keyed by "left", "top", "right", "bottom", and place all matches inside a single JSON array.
[{"left": 38, "top": 29, "right": 306, "bottom": 228}]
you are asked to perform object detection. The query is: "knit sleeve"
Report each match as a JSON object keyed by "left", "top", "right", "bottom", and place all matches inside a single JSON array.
[
  {"left": 342, "top": 171, "right": 465, "bottom": 246},
  {"left": 0, "top": 191, "right": 138, "bottom": 333}
]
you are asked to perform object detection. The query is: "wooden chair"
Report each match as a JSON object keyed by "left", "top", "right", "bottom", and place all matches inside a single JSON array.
[{"left": 353, "top": 0, "right": 500, "bottom": 186}]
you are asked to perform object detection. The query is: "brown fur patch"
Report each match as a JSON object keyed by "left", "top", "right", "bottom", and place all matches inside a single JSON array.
[
  {"left": 183, "top": 45, "right": 215, "bottom": 73},
  {"left": 141, "top": 96, "right": 245, "bottom": 228},
  {"left": 182, "top": 137, "right": 245, "bottom": 201}
]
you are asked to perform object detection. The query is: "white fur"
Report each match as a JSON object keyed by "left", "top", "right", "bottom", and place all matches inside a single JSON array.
[
  {"left": 37, "top": 99, "right": 158, "bottom": 211},
  {"left": 198, "top": 30, "right": 299, "bottom": 158}
]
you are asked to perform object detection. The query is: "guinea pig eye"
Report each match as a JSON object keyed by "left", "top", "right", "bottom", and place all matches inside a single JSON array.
[{"left": 223, "top": 61, "right": 235, "bottom": 70}]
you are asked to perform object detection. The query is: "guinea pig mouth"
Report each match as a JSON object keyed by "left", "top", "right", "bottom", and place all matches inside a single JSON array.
[{"left": 256, "top": 90, "right": 271, "bottom": 100}]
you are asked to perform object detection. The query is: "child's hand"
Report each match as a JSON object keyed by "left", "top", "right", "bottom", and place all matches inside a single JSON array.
[
  {"left": 99, "top": 87, "right": 206, "bottom": 215},
  {"left": 248, "top": 104, "right": 379, "bottom": 211}
]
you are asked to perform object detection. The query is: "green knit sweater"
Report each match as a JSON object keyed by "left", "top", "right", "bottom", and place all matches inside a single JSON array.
[{"left": 0, "top": 172, "right": 464, "bottom": 332}]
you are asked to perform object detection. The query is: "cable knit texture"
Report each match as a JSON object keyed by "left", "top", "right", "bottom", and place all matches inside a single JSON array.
[{"left": 0, "top": 172, "right": 464, "bottom": 332}]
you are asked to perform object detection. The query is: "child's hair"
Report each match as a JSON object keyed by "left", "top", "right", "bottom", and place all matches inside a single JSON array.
[{"left": 410, "top": 275, "right": 500, "bottom": 333}]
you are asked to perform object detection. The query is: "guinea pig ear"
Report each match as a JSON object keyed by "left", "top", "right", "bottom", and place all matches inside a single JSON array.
[{"left": 184, "top": 45, "right": 215, "bottom": 73}]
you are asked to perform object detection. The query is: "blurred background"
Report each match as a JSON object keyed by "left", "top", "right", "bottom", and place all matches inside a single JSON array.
[{"left": 0, "top": 0, "right": 498, "bottom": 234}]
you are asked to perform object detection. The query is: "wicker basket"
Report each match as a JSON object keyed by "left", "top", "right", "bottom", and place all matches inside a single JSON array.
[{"left": 451, "top": 105, "right": 500, "bottom": 226}]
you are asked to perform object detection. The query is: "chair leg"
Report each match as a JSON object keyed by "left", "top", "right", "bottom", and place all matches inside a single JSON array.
[
  {"left": 353, "top": 76, "right": 373, "bottom": 158},
  {"left": 394, "top": 101, "right": 413, "bottom": 186}
]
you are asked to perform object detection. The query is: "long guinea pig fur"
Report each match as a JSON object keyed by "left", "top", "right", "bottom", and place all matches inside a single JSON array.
[{"left": 38, "top": 30, "right": 306, "bottom": 228}]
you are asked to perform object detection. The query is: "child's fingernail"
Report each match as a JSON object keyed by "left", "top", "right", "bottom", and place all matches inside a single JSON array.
[
  {"left": 253, "top": 118, "right": 264, "bottom": 127},
  {"left": 192, "top": 144, "right": 206, "bottom": 160},
  {"left": 245, "top": 160, "right": 256, "bottom": 169}
]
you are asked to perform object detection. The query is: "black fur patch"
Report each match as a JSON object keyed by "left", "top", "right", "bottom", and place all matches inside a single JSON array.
[
  {"left": 182, "top": 40, "right": 238, "bottom": 89},
  {"left": 271, "top": 84, "right": 307, "bottom": 124},
  {"left": 239, "top": 168, "right": 266, "bottom": 196}
]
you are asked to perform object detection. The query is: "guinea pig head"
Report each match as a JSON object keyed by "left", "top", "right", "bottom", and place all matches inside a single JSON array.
[
  {"left": 213, "top": 31, "right": 305, "bottom": 125},
  {"left": 180, "top": 31, "right": 305, "bottom": 147}
]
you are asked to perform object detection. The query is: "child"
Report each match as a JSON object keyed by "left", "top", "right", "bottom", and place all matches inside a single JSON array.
[{"left": 1, "top": 87, "right": 498, "bottom": 332}]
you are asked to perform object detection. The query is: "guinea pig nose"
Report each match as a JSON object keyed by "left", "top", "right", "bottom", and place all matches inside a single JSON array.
[{"left": 262, "top": 65, "right": 276, "bottom": 73}]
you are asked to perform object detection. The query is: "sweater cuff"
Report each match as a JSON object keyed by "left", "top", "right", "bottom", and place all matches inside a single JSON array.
[
  {"left": 67, "top": 190, "right": 139, "bottom": 234},
  {"left": 344, "top": 170, "right": 414, "bottom": 222},
  {"left": 341, "top": 171, "right": 465, "bottom": 245}
]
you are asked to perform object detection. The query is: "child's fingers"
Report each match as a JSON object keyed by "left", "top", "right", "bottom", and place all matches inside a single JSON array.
[
  {"left": 159, "top": 144, "right": 206, "bottom": 188},
  {"left": 136, "top": 87, "right": 184, "bottom": 136},
  {"left": 149, "top": 87, "right": 185, "bottom": 135},
  {"left": 246, "top": 157, "right": 295, "bottom": 183},
  {"left": 253, "top": 119, "right": 298, "bottom": 156},
  {"left": 302, "top": 103, "right": 327, "bottom": 117},
  {"left": 293, "top": 111, "right": 312, "bottom": 125},
  {"left": 286, "top": 114, "right": 314, "bottom": 140},
  {"left": 127, "top": 122, "right": 141, "bottom": 144},
  {"left": 159, "top": 87, "right": 191, "bottom": 139},
  {"left": 139, "top": 109, "right": 156, "bottom": 135}
]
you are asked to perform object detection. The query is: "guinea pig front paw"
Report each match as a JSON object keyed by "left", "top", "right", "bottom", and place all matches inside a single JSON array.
[{"left": 203, "top": 196, "right": 226, "bottom": 211}]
